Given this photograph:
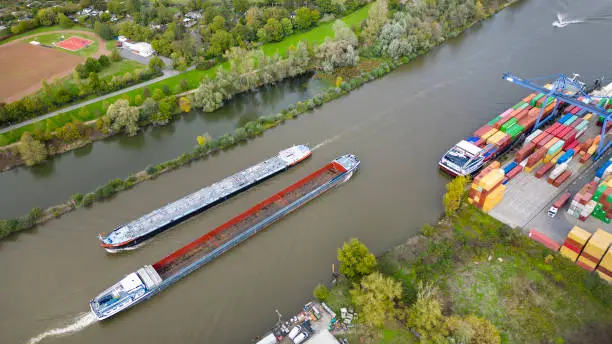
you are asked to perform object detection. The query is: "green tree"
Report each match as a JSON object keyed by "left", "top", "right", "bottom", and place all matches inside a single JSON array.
[
  {"left": 59, "top": 13, "right": 73, "bottom": 28},
  {"left": 313, "top": 283, "right": 330, "bottom": 301},
  {"left": 294, "top": 7, "right": 313, "bottom": 31},
  {"left": 234, "top": 0, "right": 249, "bottom": 13},
  {"left": 475, "top": 1, "right": 487, "bottom": 21},
  {"left": 337, "top": 238, "right": 376, "bottom": 280},
  {"left": 36, "top": 8, "right": 58, "bottom": 26},
  {"left": 148, "top": 56, "right": 165, "bottom": 73},
  {"left": 19, "top": 132, "right": 47, "bottom": 166},
  {"left": 351, "top": 272, "right": 402, "bottom": 328},
  {"left": 443, "top": 175, "right": 469, "bottom": 216},
  {"left": 210, "top": 15, "right": 226, "bottom": 32},
  {"left": 94, "top": 21, "right": 113, "bottom": 40},
  {"left": 209, "top": 30, "right": 234, "bottom": 57},
  {"left": 98, "top": 55, "right": 111, "bottom": 68},
  {"left": 152, "top": 88, "right": 164, "bottom": 101},
  {"left": 134, "top": 94, "right": 143, "bottom": 106},
  {"left": 88, "top": 72, "right": 101, "bottom": 92},
  {"left": 106, "top": 99, "right": 139, "bottom": 135},
  {"left": 281, "top": 18, "right": 293, "bottom": 36},
  {"left": 29, "top": 207, "right": 43, "bottom": 220},
  {"left": 262, "top": 18, "right": 283, "bottom": 42}
]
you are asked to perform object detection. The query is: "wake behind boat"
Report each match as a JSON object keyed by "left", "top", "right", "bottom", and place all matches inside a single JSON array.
[{"left": 98, "top": 145, "right": 312, "bottom": 252}]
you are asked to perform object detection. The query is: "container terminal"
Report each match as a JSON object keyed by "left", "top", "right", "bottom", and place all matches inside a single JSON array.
[
  {"left": 89, "top": 154, "right": 360, "bottom": 320},
  {"left": 98, "top": 145, "right": 312, "bottom": 252},
  {"left": 452, "top": 73, "right": 612, "bottom": 283}
]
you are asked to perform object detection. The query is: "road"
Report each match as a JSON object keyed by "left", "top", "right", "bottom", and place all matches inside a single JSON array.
[{"left": 0, "top": 68, "right": 180, "bottom": 135}]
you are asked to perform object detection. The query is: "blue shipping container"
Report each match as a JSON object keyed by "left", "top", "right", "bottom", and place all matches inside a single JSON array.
[
  {"left": 557, "top": 150, "right": 575, "bottom": 165},
  {"left": 503, "top": 162, "right": 518, "bottom": 174},
  {"left": 559, "top": 114, "right": 573, "bottom": 123},
  {"left": 596, "top": 160, "right": 612, "bottom": 178}
]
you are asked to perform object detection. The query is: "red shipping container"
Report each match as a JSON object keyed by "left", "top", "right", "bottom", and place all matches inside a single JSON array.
[
  {"left": 538, "top": 134, "right": 555, "bottom": 148},
  {"left": 518, "top": 117, "right": 537, "bottom": 131},
  {"left": 570, "top": 106, "right": 581, "bottom": 115},
  {"left": 565, "top": 105, "right": 576, "bottom": 113},
  {"left": 496, "top": 135, "right": 512, "bottom": 149},
  {"left": 551, "top": 124, "right": 567, "bottom": 137},
  {"left": 532, "top": 132, "right": 548, "bottom": 146},
  {"left": 553, "top": 171, "right": 571, "bottom": 187},
  {"left": 562, "top": 128, "right": 577, "bottom": 143},
  {"left": 474, "top": 138, "right": 485, "bottom": 147},
  {"left": 546, "top": 122, "right": 560, "bottom": 134},
  {"left": 494, "top": 115, "right": 512, "bottom": 129},
  {"left": 473, "top": 124, "right": 494, "bottom": 138},
  {"left": 529, "top": 229, "right": 561, "bottom": 251},
  {"left": 535, "top": 163, "right": 554, "bottom": 178},
  {"left": 527, "top": 147, "right": 547, "bottom": 167},
  {"left": 506, "top": 165, "right": 523, "bottom": 180},
  {"left": 563, "top": 139, "right": 577, "bottom": 150},
  {"left": 570, "top": 118, "right": 584, "bottom": 128},
  {"left": 515, "top": 142, "right": 536, "bottom": 162},
  {"left": 514, "top": 108, "right": 530, "bottom": 122},
  {"left": 556, "top": 125, "right": 572, "bottom": 138},
  {"left": 580, "top": 153, "right": 591, "bottom": 163}
]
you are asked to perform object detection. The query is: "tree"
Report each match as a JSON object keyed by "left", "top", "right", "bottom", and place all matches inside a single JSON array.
[
  {"left": 363, "top": 0, "right": 388, "bottom": 46},
  {"left": 475, "top": 1, "right": 487, "bottom": 20},
  {"left": 94, "top": 21, "right": 113, "bottom": 40},
  {"left": 337, "top": 238, "right": 376, "bottom": 280},
  {"left": 294, "top": 7, "right": 313, "bottom": 31},
  {"left": 351, "top": 272, "right": 402, "bottom": 328},
  {"left": 148, "top": 56, "right": 165, "bottom": 73},
  {"left": 262, "top": 18, "right": 283, "bottom": 42},
  {"left": 59, "top": 13, "right": 73, "bottom": 28},
  {"left": 443, "top": 175, "right": 469, "bottom": 216},
  {"left": 315, "top": 21, "right": 359, "bottom": 73},
  {"left": 111, "top": 48, "right": 122, "bottom": 62},
  {"left": 36, "top": 8, "right": 58, "bottom": 26},
  {"left": 106, "top": 99, "right": 139, "bottom": 135},
  {"left": 19, "top": 132, "right": 47, "bottom": 166},
  {"left": 84, "top": 57, "right": 102, "bottom": 73},
  {"left": 141, "top": 98, "right": 158, "bottom": 119},
  {"left": 209, "top": 30, "right": 234, "bottom": 57},
  {"left": 98, "top": 55, "right": 111, "bottom": 68},
  {"left": 210, "top": 15, "right": 226, "bottom": 32},
  {"left": 152, "top": 89, "right": 164, "bottom": 101},
  {"left": 406, "top": 282, "right": 446, "bottom": 342},
  {"left": 313, "top": 283, "right": 330, "bottom": 301},
  {"left": 88, "top": 72, "right": 101, "bottom": 93},
  {"left": 245, "top": 7, "right": 261, "bottom": 29},
  {"left": 233, "top": 23, "right": 255, "bottom": 42},
  {"left": 179, "top": 97, "right": 191, "bottom": 112},
  {"left": 134, "top": 94, "right": 143, "bottom": 106},
  {"left": 281, "top": 18, "right": 293, "bottom": 36},
  {"left": 95, "top": 116, "right": 111, "bottom": 134},
  {"left": 445, "top": 315, "right": 501, "bottom": 344}
]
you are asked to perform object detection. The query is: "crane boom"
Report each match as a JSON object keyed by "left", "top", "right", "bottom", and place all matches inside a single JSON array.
[{"left": 502, "top": 73, "right": 611, "bottom": 160}]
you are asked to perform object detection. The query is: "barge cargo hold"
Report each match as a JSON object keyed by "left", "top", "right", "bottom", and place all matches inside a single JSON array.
[
  {"left": 90, "top": 154, "right": 360, "bottom": 320},
  {"left": 98, "top": 145, "right": 312, "bottom": 252}
]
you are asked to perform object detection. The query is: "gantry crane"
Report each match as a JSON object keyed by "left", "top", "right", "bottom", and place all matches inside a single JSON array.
[{"left": 502, "top": 73, "right": 611, "bottom": 160}]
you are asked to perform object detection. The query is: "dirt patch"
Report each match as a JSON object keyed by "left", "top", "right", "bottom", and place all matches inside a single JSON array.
[
  {"left": 563, "top": 322, "right": 612, "bottom": 344},
  {"left": 0, "top": 43, "right": 84, "bottom": 102}
]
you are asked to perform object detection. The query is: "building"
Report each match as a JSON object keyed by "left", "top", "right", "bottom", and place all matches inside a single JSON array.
[{"left": 117, "top": 36, "right": 155, "bottom": 57}]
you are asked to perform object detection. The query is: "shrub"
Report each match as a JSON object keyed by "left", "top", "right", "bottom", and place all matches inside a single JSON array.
[
  {"left": 146, "top": 165, "right": 158, "bottom": 175},
  {"left": 29, "top": 207, "right": 43, "bottom": 220},
  {"left": 313, "top": 283, "right": 330, "bottom": 301},
  {"left": 82, "top": 193, "right": 95, "bottom": 207},
  {"left": 72, "top": 193, "right": 84, "bottom": 205}
]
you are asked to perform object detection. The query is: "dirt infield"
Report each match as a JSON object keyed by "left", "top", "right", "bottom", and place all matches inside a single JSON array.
[
  {"left": 56, "top": 36, "right": 93, "bottom": 51},
  {"left": 0, "top": 43, "right": 84, "bottom": 102}
]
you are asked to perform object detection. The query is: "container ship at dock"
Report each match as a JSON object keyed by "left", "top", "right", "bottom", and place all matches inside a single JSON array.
[
  {"left": 89, "top": 154, "right": 360, "bottom": 320},
  {"left": 439, "top": 82, "right": 589, "bottom": 177},
  {"left": 98, "top": 145, "right": 312, "bottom": 252}
]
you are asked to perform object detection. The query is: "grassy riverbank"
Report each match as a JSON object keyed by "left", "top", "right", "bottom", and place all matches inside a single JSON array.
[
  {"left": 325, "top": 205, "right": 612, "bottom": 343},
  {"left": 0, "top": 5, "right": 372, "bottom": 147}
]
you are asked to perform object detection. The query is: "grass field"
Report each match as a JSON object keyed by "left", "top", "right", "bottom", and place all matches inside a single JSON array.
[
  {"left": 0, "top": 5, "right": 372, "bottom": 146},
  {"left": 0, "top": 25, "right": 93, "bottom": 45}
]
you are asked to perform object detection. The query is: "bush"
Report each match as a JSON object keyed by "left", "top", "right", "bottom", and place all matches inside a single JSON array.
[
  {"left": 72, "top": 193, "right": 84, "bottom": 205},
  {"left": 82, "top": 193, "right": 95, "bottom": 207},
  {"left": 29, "top": 207, "right": 43, "bottom": 220},
  {"left": 313, "top": 283, "right": 330, "bottom": 301},
  {"left": 146, "top": 165, "right": 158, "bottom": 175}
]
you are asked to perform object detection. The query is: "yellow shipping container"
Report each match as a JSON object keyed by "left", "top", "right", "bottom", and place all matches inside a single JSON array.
[
  {"left": 489, "top": 161, "right": 501, "bottom": 169},
  {"left": 478, "top": 169, "right": 505, "bottom": 191},
  {"left": 596, "top": 249, "right": 612, "bottom": 283},
  {"left": 587, "top": 144, "right": 597, "bottom": 155},
  {"left": 577, "top": 255, "right": 598, "bottom": 271},
  {"left": 486, "top": 131, "right": 506, "bottom": 145},
  {"left": 584, "top": 113, "right": 594, "bottom": 121},
  {"left": 524, "top": 161, "right": 542, "bottom": 173},
  {"left": 480, "top": 128, "right": 498, "bottom": 140},
  {"left": 566, "top": 226, "right": 592, "bottom": 246},
  {"left": 550, "top": 150, "right": 565, "bottom": 165},
  {"left": 581, "top": 229, "right": 612, "bottom": 263},
  {"left": 560, "top": 246, "right": 579, "bottom": 262}
]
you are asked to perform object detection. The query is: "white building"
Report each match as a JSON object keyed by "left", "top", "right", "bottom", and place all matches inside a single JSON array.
[{"left": 118, "top": 36, "right": 155, "bottom": 57}]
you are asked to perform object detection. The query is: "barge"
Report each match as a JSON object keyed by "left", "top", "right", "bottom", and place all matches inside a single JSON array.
[
  {"left": 90, "top": 154, "right": 360, "bottom": 320},
  {"left": 98, "top": 145, "right": 312, "bottom": 252}
]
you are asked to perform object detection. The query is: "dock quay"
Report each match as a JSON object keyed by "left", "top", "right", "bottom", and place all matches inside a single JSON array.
[{"left": 254, "top": 301, "right": 347, "bottom": 344}]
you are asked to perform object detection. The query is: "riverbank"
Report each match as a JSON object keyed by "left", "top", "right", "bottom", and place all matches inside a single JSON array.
[
  {"left": 0, "top": 0, "right": 522, "bottom": 239},
  {"left": 322, "top": 205, "right": 612, "bottom": 343}
]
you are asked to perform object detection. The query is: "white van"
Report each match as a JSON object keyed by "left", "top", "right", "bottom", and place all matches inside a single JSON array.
[
  {"left": 293, "top": 331, "right": 309, "bottom": 344},
  {"left": 288, "top": 325, "right": 302, "bottom": 340}
]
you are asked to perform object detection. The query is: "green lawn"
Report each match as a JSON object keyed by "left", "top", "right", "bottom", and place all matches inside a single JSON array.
[
  {"left": 98, "top": 60, "right": 146, "bottom": 78},
  {"left": 0, "top": 5, "right": 372, "bottom": 146},
  {"left": 0, "top": 25, "right": 93, "bottom": 45}
]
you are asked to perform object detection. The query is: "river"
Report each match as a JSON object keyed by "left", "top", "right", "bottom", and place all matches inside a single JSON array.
[{"left": 2, "top": 0, "right": 612, "bottom": 343}]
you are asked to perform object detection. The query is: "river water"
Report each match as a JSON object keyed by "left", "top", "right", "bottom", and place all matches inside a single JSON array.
[{"left": 2, "top": 0, "right": 612, "bottom": 343}]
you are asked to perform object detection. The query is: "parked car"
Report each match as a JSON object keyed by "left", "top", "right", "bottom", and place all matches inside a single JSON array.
[{"left": 293, "top": 331, "right": 309, "bottom": 344}]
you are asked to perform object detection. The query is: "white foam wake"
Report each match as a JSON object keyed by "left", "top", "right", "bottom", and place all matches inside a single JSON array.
[
  {"left": 553, "top": 12, "right": 584, "bottom": 27},
  {"left": 27, "top": 311, "right": 98, "bottom": 344}
]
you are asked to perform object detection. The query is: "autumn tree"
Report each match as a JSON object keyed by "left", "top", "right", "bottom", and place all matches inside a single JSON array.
[
  {"left": 19, "top": 132, "right": 47, "bottom": 166},
  {"left": 443, "top": 175, "right": 469, "bottom": 216},
  {"left": 148, "top": 56, "right": 165, "bottom": 73},
  {"left": 406, "top": 282, "right": 447, "bottom": 342},
  {"left": 445, "top": 315, "right": 501, "bottom": 344},
  {"left": 337, "top": 238, "right": 376, "bottom": 280},
  {"left": 351, "top": 272, "right": 402, "bottom": 328},
  {"left": 179, "top": 97, "right": 191, "bottom": 112},
  {"left": 106, "top": 99, "right": 139, "bottom": 135},
  {"left": 315, "top": 20, "right": 359, "bottom": 73},
  {"left": 95, "top": 116, "right": 111, "bottom": 134},
  {"left": 363, "top": 0, "right": 388, "bottom": 46}
]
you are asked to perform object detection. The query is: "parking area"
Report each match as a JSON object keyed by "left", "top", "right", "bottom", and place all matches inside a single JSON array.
[{"left": 118, "top": 48, "right": 172, "bottom": 69}]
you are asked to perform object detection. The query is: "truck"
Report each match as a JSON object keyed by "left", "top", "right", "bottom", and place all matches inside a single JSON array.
[{"left": 548, "top": 191, "right": 572, "bottom": 218}]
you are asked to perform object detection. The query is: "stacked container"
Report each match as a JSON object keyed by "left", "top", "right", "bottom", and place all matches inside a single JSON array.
[
  {"left": 560, "top": 226, "right": 592, "bottom": 262},
  {"left": 596, "top": 249, "right": 612, "bottom": 282},
  {"left": 576, "top": 229, "right": 612, "bottom": 272},
  {"left": 468, "top": 164, "right": 506, "bottom": 212},
  {"left": 568, "top": 181, "right": 597, "bottom": 220}
]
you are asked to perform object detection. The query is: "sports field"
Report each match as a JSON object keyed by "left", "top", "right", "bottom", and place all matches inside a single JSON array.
[
  {"left": 56, "top": 36, "right": 93, "bottom": 51},
  {"left": 0, "top": 43, "right": 84, "bottom": 103}
]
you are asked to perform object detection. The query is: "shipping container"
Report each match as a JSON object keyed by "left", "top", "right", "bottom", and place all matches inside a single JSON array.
[
  {"left": 553, "top": 170, "right": 572, "bottom": 187},
  {"left": 535, "top": 163, "right": 554, "bottom": 178}
]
